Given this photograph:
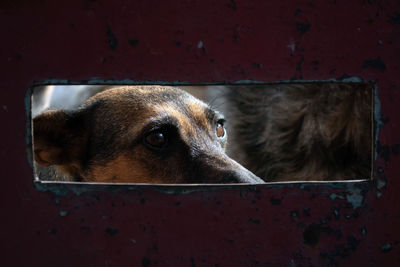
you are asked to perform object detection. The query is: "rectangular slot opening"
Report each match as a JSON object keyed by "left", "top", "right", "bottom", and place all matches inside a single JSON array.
[{"left": 30, "top": 82, "right": 374, "bottom": 185}]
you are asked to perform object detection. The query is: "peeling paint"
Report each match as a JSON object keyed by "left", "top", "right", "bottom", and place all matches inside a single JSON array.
[
  {"left": 334, "top": 209, "right": 339, "bottom": 217},
  {"left": 360, "top": 227, "right": 367, "bottom": 235},
  {"left": 5, "top": 0, "right": 400, "bottom": 265},
  {"left": 377, "top": 179, "right": 386, "bottom": 190},
  {"left": 329, "top": 193, "right": 344, "bottom": 201},
  {"left": 30, "top": 77, "right": 368, "bottom": 88},
  {"left": 59, "top": 210, "right": 68, "bottom": 217},
  {"left": 33, "top": 179, "right": 369, "bottom": 196},
  {"left": 341, "top": 76, "right": 364, "bottom": 83},
  {"left": 287, "top": 42, "right": 296, "bottom": 53},
  {"left": 381, "top": 243, "right": 392, "bottom": 252},
  {"left": 346, "top": 184, "right": 364, "bottom": 209}
]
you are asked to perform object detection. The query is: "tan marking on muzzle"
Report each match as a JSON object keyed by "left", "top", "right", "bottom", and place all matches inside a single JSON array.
[{"left": 88, "top": 154, "right": 165, "bottom": 183}]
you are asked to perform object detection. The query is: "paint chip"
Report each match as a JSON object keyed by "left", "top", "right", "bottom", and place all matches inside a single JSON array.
[
  {"left": 59, "top": 210, "right": 68, "bottom": 217},
  {"left": 334, "top": 209, "right": 339, "bottom": 217},
  {"left": 329, "top": 193, "right": 344, "bottom": 201},
  {"left": 361, "top": 227, "right": 367, "bottom": 235},
  {"left": 346, "top": 184, "right": 363, "bottom": 209},
  {"left": 287, "top": 42, "right": 296, "bottom": 53},
  {"left": 381, "top": 243, "right": 392, "bottom": 253},
  {"left": 377, "top": 179, "right": 386, "bottom": 190}
]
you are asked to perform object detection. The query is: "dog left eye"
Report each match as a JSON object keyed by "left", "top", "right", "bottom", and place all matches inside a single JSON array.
[
  {"left": 216, "top": 123, "right": 225, "bottom": 138},
  {"left": 145, "top": 131, "right": 166, "bottom": 148}
]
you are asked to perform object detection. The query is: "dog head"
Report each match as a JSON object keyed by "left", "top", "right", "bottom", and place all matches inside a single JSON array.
[{"left": 33, "top": 86, "right": 264, "bottom": 184}]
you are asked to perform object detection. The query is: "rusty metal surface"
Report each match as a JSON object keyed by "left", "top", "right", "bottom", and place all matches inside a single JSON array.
[{"left": 1, "top": 0, "right": 399, "bottom": 266}]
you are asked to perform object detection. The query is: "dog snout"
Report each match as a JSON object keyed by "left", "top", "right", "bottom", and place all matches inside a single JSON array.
[
  {"left": 220, "top": 170, "right": 264, "bottom": 184},
  {"left": 226, "top": 160, "right": 265, "bottom": 184},
  {"left": 193, "top": 152, "right": 265, "bottom": 184}
]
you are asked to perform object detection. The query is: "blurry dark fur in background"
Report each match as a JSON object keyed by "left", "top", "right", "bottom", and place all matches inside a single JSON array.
[{"left": 212, "top": 83, "right": 373, "bottom": 182}]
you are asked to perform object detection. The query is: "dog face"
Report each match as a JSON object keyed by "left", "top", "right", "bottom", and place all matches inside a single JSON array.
[{"left": 33, "top": 86, "right": 264, "bottom": 184}]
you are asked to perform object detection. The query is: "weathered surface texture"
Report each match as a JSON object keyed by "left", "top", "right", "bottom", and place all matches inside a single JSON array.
[{"left": 1, "top": 0, "right": 399, "bottom": 266}]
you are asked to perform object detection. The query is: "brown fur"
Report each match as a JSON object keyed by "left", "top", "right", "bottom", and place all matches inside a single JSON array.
[
  {"left": 225, "top": 83, "right": 373, "bottom": 181},
  {"left": 33, "top": 86, "right": 263, "bottom": 184}
]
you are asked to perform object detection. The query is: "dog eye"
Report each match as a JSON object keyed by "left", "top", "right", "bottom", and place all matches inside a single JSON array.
[
  {"left": 145, "top": 131, "right": 166, "bottom": 148},
  {"left": 216, "top": 123, "right": 225, "bottom": 138}
]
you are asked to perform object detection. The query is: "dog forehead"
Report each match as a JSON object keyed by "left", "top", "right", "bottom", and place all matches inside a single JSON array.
[
  {"left": 87, "top": 85, "right": 212, "bottom": 119},
  {"left": 85, "top": 85, "right": 214, "bottom": 134},
  {"left": 149, "top": 93, "right": 213, "bottom": 130},
  {"left": 86, "top": 85, "right": 189, "bottom": 105}
]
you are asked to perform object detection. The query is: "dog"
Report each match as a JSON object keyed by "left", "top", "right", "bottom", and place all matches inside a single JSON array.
[
  {"left": 33, "top": 85, "right": 264, "bottom": 184},
  {"left": 216, "top": 83, "right": 373, "bottom": 182}
]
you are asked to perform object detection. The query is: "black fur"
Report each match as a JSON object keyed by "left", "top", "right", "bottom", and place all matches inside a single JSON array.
[{"left": 226, "top": 83, "right": 373, "bottom": 181}]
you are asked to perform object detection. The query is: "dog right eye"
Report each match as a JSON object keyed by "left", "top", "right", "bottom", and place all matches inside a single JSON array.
[
  {"left": 216, "top": 123, "right": 224, "bottom": 138},
  {"left": 144, "top": 131, "right": 166, "bottom": 149}
]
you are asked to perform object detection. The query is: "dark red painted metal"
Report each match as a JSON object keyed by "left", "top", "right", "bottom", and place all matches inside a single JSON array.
[{"left": 1, "top": 0, "right": 400, "bottom": 266}]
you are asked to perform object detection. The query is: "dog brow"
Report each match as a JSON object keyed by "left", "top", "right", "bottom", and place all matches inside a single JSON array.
[
  {"left": 146, "top": 114, "right": 179, "bottom": 129},
  {"left": 205, "top": 107, "right": 223, "bottom": 122}
]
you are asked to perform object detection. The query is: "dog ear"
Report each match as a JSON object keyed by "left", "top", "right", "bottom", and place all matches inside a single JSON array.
[{"left": 33, "top": 110, "right": 87, "bottom": 167}]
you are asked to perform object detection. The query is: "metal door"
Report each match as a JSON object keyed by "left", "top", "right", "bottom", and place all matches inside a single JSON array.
[{"left": 1, "top": 1, "right": 399, "bottom": 266}]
